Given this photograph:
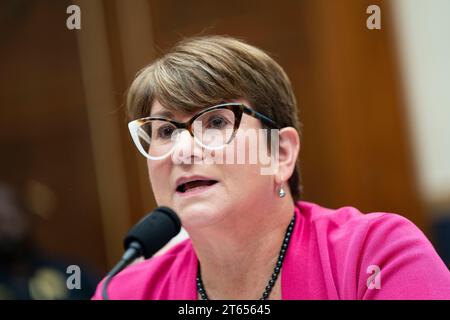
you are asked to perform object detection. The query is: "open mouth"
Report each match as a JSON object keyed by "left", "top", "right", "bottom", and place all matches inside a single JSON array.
[{"left": 176, "top": 180, "right": 218, "bottom": 193}]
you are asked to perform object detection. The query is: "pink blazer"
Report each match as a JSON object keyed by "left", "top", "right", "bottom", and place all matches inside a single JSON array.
[{"left": 93, "top": 201, "right": 450, "bottom": 299}]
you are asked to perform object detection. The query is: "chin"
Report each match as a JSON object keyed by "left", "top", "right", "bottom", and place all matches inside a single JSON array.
[{"left": 177, "top": 203, "right": 222, "bottom": 229}]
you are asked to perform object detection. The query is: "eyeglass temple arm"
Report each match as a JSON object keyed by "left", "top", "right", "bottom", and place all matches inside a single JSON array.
[{"left": 242, "top": 106, "right": 280, "bottom": 129}]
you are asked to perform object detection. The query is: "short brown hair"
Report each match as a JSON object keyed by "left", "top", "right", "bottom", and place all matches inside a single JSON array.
[{"left": 126, "top": 35, "right": 303, "bottom": 201}]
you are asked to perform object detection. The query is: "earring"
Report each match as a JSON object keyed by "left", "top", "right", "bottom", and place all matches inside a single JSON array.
[{"left": 278, "top": 184, "right": 286, "bottom": 198}]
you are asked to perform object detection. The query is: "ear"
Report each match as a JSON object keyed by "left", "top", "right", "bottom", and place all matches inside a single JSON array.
[{"left": 274, "top": 127, "right": 300, "bottom": 185}]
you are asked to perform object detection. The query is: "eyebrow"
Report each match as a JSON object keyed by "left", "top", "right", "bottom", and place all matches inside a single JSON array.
[{"left": 149, "top": 109, "right": 174, "bottom": 118}]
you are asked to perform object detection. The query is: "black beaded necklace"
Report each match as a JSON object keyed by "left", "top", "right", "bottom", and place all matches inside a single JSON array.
[{"left": 196, "top": 214, "right": 296, "bottom": 300}]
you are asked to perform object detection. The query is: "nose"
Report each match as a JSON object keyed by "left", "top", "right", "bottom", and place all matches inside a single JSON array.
[{"left": 171, "top": 129, "right": 204, "bottom": 164}]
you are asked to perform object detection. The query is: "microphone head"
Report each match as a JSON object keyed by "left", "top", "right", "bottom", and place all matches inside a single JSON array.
[{"left": 123, "top": 206, "right": 181, "bottom": 259}]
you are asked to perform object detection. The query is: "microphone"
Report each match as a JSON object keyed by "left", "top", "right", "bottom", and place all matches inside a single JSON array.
[{"left": 102, "top": 206, "right": 181, "bottom": 300}]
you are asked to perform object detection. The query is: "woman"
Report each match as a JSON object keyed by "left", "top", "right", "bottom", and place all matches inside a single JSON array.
[{"left": 93, "top": 35, "right": 450, "bottom": 300}]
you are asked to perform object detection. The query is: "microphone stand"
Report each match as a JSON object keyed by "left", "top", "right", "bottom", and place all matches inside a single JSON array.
[{"left": 102, "top": 242, "right": 142, "bottom": 300}]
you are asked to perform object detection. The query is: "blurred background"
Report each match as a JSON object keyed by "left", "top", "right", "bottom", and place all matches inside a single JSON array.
[{"left": 0, "top": 0, "right": 449, "bottom": 299}]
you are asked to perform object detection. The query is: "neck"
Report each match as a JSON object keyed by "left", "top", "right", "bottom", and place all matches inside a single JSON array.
[{"left": 187, "top": 198, "right": 295, "bottom": 299}]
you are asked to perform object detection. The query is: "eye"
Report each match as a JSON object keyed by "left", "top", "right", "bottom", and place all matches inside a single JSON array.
[
  {"left": 157, "top": 124, "right": 175, "bottom": 139},
  {"left": 206, "top": 116, "right": 230, "bottom": 129}
]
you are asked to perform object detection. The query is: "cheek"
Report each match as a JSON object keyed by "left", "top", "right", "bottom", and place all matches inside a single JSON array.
[
  {"left": 213, "top": 125, "right": 273, "bottom": 195},
  {"left": 146, "top": 159, "right": 156, "bottom": 183},
  {"left": 222, "top": 163, "right": 271, "bottom": 200},
  {"left": 147, "top": 159, "right": 171, "bottom": 202}
]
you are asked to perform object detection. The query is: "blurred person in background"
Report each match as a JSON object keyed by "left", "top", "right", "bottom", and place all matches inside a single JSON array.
[{"left": 0, "top": 181, "right": 98, "bottom": 300}]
